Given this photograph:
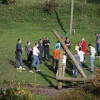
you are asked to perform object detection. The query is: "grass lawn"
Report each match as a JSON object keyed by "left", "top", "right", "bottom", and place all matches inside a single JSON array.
[{"left": 0, "top": 0, "right": 100, "bottom": 89}]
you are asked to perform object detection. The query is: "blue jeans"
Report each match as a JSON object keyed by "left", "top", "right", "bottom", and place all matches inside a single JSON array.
[
  {"left": 72, "top": 65, "right": 78, "bottom": 77},
  {"left": 90, "top": 56, "right": 95, "bottom": 72},
  {"left": 30, "top": 55, "right": 40, "bottom": 71},
  {"left": 72, "top": 63, "right": 81, "bottom": 77}
]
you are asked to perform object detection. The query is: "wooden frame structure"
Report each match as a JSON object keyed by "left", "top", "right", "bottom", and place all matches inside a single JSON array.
[{"left": 52, "top": 30, "right": 95, "bottom": 88}]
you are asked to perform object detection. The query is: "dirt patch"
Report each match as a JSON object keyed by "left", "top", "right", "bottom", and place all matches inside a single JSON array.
[{"left": 23, "top": 86, "right": 74, "bottom": 97}]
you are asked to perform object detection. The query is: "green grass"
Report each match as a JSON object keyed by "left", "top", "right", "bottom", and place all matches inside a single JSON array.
[{"left": 0, "top": 0, "right": 100, "bottom": 90}]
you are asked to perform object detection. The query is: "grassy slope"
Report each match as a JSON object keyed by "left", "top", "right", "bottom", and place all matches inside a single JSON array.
[{"left": 0, "top": 0, "right": 100, "bottom": 87}]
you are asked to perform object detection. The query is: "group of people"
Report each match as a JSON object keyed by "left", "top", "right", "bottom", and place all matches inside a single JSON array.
[
  {"left": 15, "top": 33, "right": 100, "bottom": 77},
  {"left": 16, "top": 37, "right": 50, "bottom": 73}
]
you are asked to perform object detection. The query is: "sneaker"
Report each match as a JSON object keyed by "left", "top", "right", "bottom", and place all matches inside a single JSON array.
[
  {"left": 36, "top": 69, "right": 40, "bottom": 72},
  {"left": 29, "top": 70, "right": 34, "bottom": 73},
  {"left": 22, "top": 68, "right": 26, "bottom": 70},
  {"left": 99, "top": 56, "right": 100, "bottom": 58},
  {"left": 16, "top": 68, "right": 19, "bottom": 70}
]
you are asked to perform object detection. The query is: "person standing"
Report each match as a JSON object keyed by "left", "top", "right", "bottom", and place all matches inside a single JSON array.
[
  {"left": 96, "top": 33, "right": 99, "bottom": 57},
  {"left": 29, "top": 43, "right": 40, "bottom": 73},
  {"left": 38, "top": 39, "right": 43, "bottom": 64},
  {"left": 16, "top": 38, "right": 25, "bottom": 70},
  {"left": 43, "top": 37, "right": 50, "bottom": 61},
  {"left": 72, "top": 51, "right": 80, "bottom": 78},
  {"left": 65, "top": 37, "right": 71, "bottom": 50},
  {"left": 62, "top": 53, "right": 67, "bottom": 77},
  {"left": 25, "top": 41, "right": 31, "bottom": 65},
  {"left": 52, "top": 46, "right": 60, "bottom": 73},
  {"left": 96, "top": 33, "right": 100, "bottom": 58},
  {"left": 88, "top": 44, "right": 96, "bottom": 72},
  {"left": 81, "top": 38, "right": 86, "bottom": 62},
  {"left": 54, "top": 41, "right": 61, "bottom": 50},
  {"left": 78, "top": 47, "right": 84, "bottom": 67}
]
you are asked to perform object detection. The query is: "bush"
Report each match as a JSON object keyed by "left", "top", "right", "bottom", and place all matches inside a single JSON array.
[{"left": 0, "top": 82, "right": 32, "bottom": 100}]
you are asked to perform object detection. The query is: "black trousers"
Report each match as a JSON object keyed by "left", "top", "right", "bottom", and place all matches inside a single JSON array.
[
  {"left": 44, "top": 48, "right": 50, "bottom": 60},
  {"left": 52, "top": 58, "right": 59, "bottom": 73},
  {"left": 39, "top": 48, "right": 43, "bottom": 64}
]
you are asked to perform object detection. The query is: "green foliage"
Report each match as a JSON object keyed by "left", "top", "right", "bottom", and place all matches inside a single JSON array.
[{"left": 0, "top": 0, "right": 100, "bottom": 93}]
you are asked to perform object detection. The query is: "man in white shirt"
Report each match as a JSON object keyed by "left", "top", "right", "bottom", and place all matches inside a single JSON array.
[
  {"left": 29, "top": 43, "right": 40, "bottom": 73},
  {"left": 88, "top": 44, "right": 96, "bottom": 72},
  {"left": 78, "top": 48, "right": 84, "bottom": 67}
]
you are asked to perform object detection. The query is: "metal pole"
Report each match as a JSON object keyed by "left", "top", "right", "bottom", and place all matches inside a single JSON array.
[{"left": 70, "top": 0, "right": 74, "bottom": 34}]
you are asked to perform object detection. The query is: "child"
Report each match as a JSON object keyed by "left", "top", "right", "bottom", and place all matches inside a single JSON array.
[{"left": 62, "top": 53, "right": 67, "bottom": 77}]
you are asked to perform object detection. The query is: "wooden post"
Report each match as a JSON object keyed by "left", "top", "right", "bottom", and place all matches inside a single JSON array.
[
  {"left": 10, "top": 70, "right": 12, "bottom": 88},
  {"left": 33, "top": 70, "right": 36, "bottom": 88},
  {"left": 58, "top": 47, "right": 64, "bottom": 89},
  {"left": 52, "top": 30, "right": 87, "bottom": 78},
  {"left": 70, "top": 0, "right": 74, "bottom": 34},
  {"left": 48, "top": 0, "right": 55, "bottom": 9}
]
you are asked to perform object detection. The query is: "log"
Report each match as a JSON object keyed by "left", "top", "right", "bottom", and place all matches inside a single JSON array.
[
  {"left": 52, "top": 29, "right": 87, "bottom": 78},
  {"left": 56, "top": 75, "right": 95, "bottom": 82},
  {"left": 57, "top": 47, "right": 64, "bottom": 89}
]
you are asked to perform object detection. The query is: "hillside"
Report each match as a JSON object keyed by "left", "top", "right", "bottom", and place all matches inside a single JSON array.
[{"left": 0, "top": 0, "right": 100, "bottom": 87}]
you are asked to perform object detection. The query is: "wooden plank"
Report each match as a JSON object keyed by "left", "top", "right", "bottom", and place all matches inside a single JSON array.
[
  {"left": 52, "top": 30, "right": 87, "bottom": 78},
  {"left": 56, "top": 75, "right": 95, "bottom": 82}
]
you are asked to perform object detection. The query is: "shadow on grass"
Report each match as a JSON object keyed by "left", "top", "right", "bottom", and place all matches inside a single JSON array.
[
  {"left": 8, "top": 58, "right": 16, "bottom": 68},
  {"left": 54, "top": 9, "right": 67, "bottom": 35},
  {"left": 65, "top": 60, "right": 73, "bottom": 76},
  {"left": 87, "top": 0, "right": 100, "bottom": 4},
  {"left": 38, "top": 71, "right": 57, "bottom": 88},
  {"left": 44, "top": 62, "right": 55, "bottom": 74}
]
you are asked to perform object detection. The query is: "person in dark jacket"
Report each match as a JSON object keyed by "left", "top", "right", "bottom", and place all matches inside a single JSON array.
[
  {"left": 25, "top": 41, "right": 31, "bottom": 64},
  {"left": 16, "top": 38, "right": 25, "bottom": 70},
  {"left": 38, "top": 39, "right": 43, "bottom": 64},
  {"left": 43, "top": 37, "right": 50, "bottom": 61}
]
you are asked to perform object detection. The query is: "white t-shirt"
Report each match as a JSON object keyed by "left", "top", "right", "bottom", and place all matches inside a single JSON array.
[
  {"left": 78, "top": 51, "right": 84, "bottom": 62},
  {"left": 90, "top": 46, "right": 96, "bottom": 57},
  {"left": 33, "top": 46, "right": 39, "bottom": 56}
]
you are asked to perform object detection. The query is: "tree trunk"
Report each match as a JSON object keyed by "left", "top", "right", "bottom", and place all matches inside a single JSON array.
[{"left": 84, "top": 0, "right": 86, "bottom": 5}]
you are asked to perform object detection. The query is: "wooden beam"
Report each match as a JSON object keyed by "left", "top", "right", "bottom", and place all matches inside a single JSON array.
[
  {"left": 56, "top": 75, "right": 95, "bottom": 82},
  {"left": 57, "top": 47, "right": 64, "bottom": 89},
  {"left": 52, "top": 30, "right": 87, "bottom": 78}
]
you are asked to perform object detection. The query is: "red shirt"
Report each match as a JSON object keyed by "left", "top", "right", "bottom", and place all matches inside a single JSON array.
[
  {"left": 82, "top": 41, "right": 86, "bottom": 55},
  {"left": 53, "top": 49, "right": 59, "bottom": 59}
]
